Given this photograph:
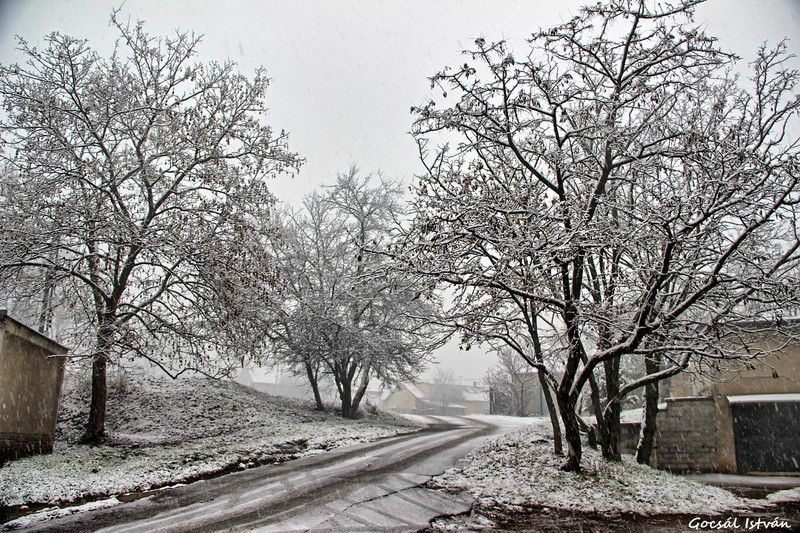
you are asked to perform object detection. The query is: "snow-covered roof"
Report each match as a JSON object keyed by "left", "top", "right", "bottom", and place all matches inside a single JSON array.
[
  {"left": 727, "top": 393, "right": 800, "bottom": 404},
  {"left": 403, "top": 383, "right": 427, "bottom": 399},
  {"left": 463, "top": 390, "right": 488, "bottom": 402}
]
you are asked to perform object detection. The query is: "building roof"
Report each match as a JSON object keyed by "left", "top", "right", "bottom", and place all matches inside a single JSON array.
[
  {"left": 727, "top": 393, "right": 800, "bottom": 404},
  {"left": 0, "top": 310, "right": 69, "bottom": 354},
  {"left": 463, "top": 389, "right": 489, "bottom": 402},
  {"left": 396, "top": 382, "right": 489, "bottom": 403},
  {"left": 403, "top": 383, "right": 427, "bottom": 399}
]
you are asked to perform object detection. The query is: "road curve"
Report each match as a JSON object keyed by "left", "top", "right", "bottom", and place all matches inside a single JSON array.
[{"left": 18, "top": 416, "right": 505, "bottom": 533}]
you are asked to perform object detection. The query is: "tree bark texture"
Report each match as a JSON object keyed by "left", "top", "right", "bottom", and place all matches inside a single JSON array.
[
  {"left": 636, "top": 352, "right": 662, "bottom": 464},
  {"left": 538, "top": 369, "right": 563, "bottom": 455}
]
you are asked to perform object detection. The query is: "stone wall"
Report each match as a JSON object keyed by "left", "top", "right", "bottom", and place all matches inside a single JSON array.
[
  {"left": 620, "top": 396, "right": 718, "bottom": 472},
  {"left": 652, "top": 397, "right": 717, "bottom": 472}
]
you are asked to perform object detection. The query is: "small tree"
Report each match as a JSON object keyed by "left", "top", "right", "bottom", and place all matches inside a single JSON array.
[
  {"left": 399, "top": 0, "right": 800, "bottom": 470},
  {"left": 0, "top": 14, "right": 299, "bottom": 443},
  {"left": 268, "top": 168, "right": 441, "bottom": 418}
]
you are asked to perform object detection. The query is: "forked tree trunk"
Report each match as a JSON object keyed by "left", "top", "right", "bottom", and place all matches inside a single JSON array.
[{"left": 341, "top": 364, "right": 370, "bottom": 419}]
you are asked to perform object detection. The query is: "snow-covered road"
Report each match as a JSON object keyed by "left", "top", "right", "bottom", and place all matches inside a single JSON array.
[{"left": 16, "top": 417, "right": 522, "bottom": 532}]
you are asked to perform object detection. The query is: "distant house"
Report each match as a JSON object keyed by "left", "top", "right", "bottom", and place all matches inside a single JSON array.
[
  {"left": 382, "top": 382, "right": 490, "bottom": 416},
  {"left": 621, "top": 320, "right": 800, "bottom": 474}
]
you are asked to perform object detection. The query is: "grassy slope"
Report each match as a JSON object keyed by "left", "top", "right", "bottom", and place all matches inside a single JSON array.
[{"left": 0, "top": 372, "right": 418, "bottom": 509}]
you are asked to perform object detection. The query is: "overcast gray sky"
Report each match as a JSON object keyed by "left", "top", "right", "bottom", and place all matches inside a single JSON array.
[{"left": 1, "top": 0, "right": 799, "bottom": 382}]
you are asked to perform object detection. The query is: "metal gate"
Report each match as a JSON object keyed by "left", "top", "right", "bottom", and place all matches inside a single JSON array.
[{"left": 729, "top": 398, "right": 800, "bottom": 473}]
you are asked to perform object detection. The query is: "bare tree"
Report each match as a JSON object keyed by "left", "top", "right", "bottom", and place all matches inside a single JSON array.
[
  {"left": 428, "top": 367, "right": 463, "bottom": 414},
  {"left": 485, "top": 349, "right": 538, "bottom": 417},
  {"left": 397, "top": 0, "right": 800, "bottom": 470},
  {"left": 268, "top": 168, "right": 441, "bottom": 418},
  {"left": 0, "top": 14, "right": 299, "bottom": 443}
]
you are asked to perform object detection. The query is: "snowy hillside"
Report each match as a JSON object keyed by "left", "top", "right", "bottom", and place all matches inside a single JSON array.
[{"left": 0, "top": 372, "right": 419, "bottom": 511}]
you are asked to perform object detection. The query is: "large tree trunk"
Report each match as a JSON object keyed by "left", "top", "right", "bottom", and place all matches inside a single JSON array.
[
  {"left": 304, "top": 359, "right": 325, "bottom": 411},
  {"left": 538, "top": 370, "right": 563, "bottom": 455},
  {"left": 557, "top": 390, "right": 582, "bottom": 472},
  {"left": 81, "top": 319, "right": 115, "bottom": 444},
  {"left": 81, "top": 353, "right": 108, "bottom": 444},
  {"left": 339, "top": 376, "right": 355, "bottom": 418},
  {"left": 636, "top": 352, "right": 662, "bottom": 464}
]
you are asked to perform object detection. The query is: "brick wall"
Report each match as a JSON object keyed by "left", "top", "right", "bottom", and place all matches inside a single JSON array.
[{"left": 652, "top": 397, "right": 717, "bottom": 472}]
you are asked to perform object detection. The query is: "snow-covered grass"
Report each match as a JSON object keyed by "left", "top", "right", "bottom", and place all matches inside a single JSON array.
[
  {"left": 0, "top": 372, "right": 420, "bottom": 510},
  {"left": 430, "top": 418, "right": 768, "bottom": 517}
]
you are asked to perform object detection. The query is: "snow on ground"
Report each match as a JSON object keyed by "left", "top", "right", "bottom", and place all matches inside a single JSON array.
[
  {"left": 430, "top": 418, "right": 767, "bottom": 517},
  {"left": 768, "top": 488, "right": 800, "bottom": 504},
  {"left": 0, "top": 373, "right": 420, "bottom": 511},
  {"left": 465, "top": 414, "right": 538, "bottom": 429},
  {"left": 2, "top": 498, "right": 122, "bottom": 530}
]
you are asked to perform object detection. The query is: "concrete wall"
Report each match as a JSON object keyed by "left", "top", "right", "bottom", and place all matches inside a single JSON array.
[
  {"left": 655, "top": 397, "right": 718, "bottom": 472},
  {"left": 0, "top": 313, "right": 68, "bottom": 463}
]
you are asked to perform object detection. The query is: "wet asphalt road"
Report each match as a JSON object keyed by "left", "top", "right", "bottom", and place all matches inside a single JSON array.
[{"left": 17, "top": 417, "right": 503, "bottom": 533}]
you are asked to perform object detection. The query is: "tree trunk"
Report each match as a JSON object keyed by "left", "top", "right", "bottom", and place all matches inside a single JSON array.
[
  {"left": 339, "top": 377, "right": 354, "bottom": 418},
  {"left": 636, "top": 352, "right": 662, "bottom": 464},
  {"left": 602, "top": 358, "right": 622, "bottom": 461},
  {"left": 350, "top": 380, "right": 368, "bottom": 418},
  {"left": 585, "top": 366, "right": 610, "bottom": 456},
  {"left": 304, "top": 359, "right": 325, "bottom": 411},
  {"left": 538, "top": 370, "right": 563, "bottom": 455},
  {"left": 557, "top": 390, "right": 582, "bottom": 471},
  {"left": 516, "top": 381, "right": 525, "bottom": 417},
  {"left": 347, "top": 360, "right": 371, "bottom": 419},
  {"left": 81, "top": 353, "right": 108, "bottom": 444}
]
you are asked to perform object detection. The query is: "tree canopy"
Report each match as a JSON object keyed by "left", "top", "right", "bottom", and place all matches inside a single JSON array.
[
  {"left": 268, "top": 168, "right": 441, "bottom": 418},
  {"left": 0, "top": 13, "right": 300, "bottom": 442},
  {"left": 398, "top": 0, "right": 800, "bottom": 470}
]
